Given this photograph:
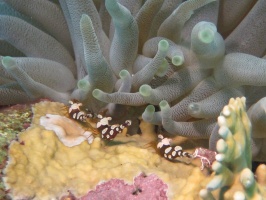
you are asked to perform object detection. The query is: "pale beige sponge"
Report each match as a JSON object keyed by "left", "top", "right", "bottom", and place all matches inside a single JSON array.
[{"left": 3, "top": 101, "right": 213, "bottom": 200}]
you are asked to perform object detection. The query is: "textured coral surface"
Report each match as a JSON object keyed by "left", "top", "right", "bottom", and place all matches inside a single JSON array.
[
  {"left": 201, "top": 98, "right": 266, "bottom": 199},
  {"left": 3, "top": 101, "right": 211, "bottom": 200}
]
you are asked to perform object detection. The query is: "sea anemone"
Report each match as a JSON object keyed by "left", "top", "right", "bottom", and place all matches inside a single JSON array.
[{"left": 0, "top": 0, "right": 266, "bottom": 160}]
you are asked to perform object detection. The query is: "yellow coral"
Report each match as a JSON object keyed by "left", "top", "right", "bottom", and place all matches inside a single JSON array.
[{"left": 4, "top": 101, "right": 212, "bottom": 200}]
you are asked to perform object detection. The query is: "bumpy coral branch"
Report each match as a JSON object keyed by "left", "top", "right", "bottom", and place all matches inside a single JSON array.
[{"left": 201, "top": 98, "right": 265, "bottom": 199}]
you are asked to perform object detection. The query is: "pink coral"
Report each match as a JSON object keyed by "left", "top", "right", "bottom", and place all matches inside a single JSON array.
[{"left": 81, "top": 173, "right": 168, "bottom": 200}]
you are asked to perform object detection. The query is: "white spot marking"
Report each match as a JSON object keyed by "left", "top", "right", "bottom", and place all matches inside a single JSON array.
[
  {"left": 174, "top": 146, "right": 182, "bottom": 151},
  {"left": 73, "top": 113, "right": 77, "bottom": 119},
  {"left": 165, "top": 147, "right": 172, "bottom": 154},
  {"left": 111, "top": 125, "right": 116, "bottom": 129},
  {"left": 172, "top": 151, "right": 176, "bottom": 157},
  {"left": 102, "top": 128, "right": 108, "bottom": 134}
]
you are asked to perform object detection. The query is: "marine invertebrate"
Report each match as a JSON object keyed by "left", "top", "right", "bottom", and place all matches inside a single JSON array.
[
  {"left": 0, "top": 0, "right": 266, "bottom": 160},
  {"left": 200, "top": 97, "right": 266, "bottom": 199},
  {"left": 68, "top": 99, "right": 94, "bottom": 122},
  {"left": 157, "top": 134, "right": 193, "bottom": 160},
  {"left": 67, "top": 99, "right": 132, "bottom": 141},
  {"left": 96, "top": 114, "right": 132, "bottom": 140}
]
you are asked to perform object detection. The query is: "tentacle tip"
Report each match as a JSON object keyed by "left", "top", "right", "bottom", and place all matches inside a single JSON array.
[
  {"left": 158, "top": 40, "right": 169, "bottom": 52},
  {"left": 81, "top": 13, "right": 88, "bottom": 20},
  {"left": 172, "top": 55, "right": 184, "bottom": 66},
  {"left": 119, "top": 69, "right": 130, "bottom": 79},
  {"left": 198, "top": 27, "right": 215, "bottom": 44},
  {"left": 142, "top": 105, "right": 155, "bottom": 121},
  {"left": 146, "top": 105, "right": 155, "bottom": 113},
  {"left": 139, "top": 84, "right": 152, "bottom": 97},
  {"left": 188, "top": 103, "right": 200, "bottom": 115},
  {"left": 105, "top": 0, "right": 119, "bottom": 11},
  {"left": 92, "top": 89, "right": 103, "bottom": 99},
  {"left": 2, "top": 56, "right": 16, "bottom": 69},
  {"left": 78, "top": 79, "right": 90, "bottom": 91},
  {"left": 159, "top": 100, "right": 169, "bottom": 109}
]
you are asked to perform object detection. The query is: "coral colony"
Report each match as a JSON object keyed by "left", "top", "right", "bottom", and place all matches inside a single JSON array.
[{"left": 0, "top": 0, "right": 266, "bottom": 199}]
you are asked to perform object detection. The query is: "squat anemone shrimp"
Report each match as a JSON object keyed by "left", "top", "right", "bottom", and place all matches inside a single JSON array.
[{"left": 68, "top": 99, "right": 132, "bottom": 141}]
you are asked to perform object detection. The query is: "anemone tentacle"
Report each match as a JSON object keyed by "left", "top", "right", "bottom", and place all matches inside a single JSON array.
[
  {"left": 2, "top": 56, "right": 70, "bottom": 103},
  {"left": 105, "top": 0, "right": 139, "bottom": 76},
  {"left": 159, "top": 100, "right": 215, "bottom": 138},
  {"left": 0, "top": 15, "right": 76, "bottom": 75},
  {"left": 225, "top": 0, "right": 266, "bottom": 57},
  {"left": 139, "top": 66, "right": 212, "bottom": 104},
  {"left": 188, "top": 87, "right": 244, "bottom": 119},
  {"left": 0, "top": 0, "right": 266, "bottom": 164}
]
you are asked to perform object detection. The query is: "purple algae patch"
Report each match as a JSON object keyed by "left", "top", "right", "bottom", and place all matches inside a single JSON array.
[{"left": 80, "top": 173, "right": 168, "bottom": 200}]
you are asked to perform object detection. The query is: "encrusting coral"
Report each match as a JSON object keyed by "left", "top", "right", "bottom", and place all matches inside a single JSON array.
[
  {"left": 3, "top": 101, "right": 213, "bottom": 200},
  {"left": 0, "top": 0, "right": 266, "bottom": 162},
  {"left": 200, "top": 97, "right": 266, "bottom": 200}
]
